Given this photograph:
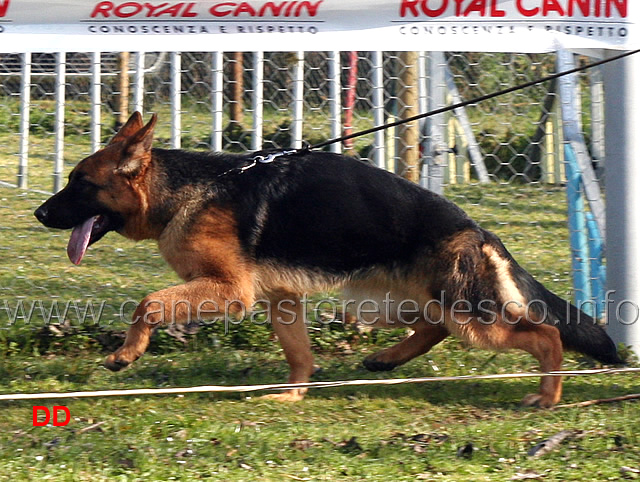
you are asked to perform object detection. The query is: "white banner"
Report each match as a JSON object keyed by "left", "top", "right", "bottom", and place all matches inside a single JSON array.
[{"left": 0, "top": 0, "right": 636, "bottom": 53}]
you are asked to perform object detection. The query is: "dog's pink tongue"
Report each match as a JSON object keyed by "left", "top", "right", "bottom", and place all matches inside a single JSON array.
[{"left": 67, "top": 216, "right": 97, "bottom": 265}]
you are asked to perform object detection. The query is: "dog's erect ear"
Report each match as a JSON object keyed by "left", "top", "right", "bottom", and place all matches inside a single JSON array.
[
  {"left": 109, "top": 111, "right": 145, "bottom": 145},
  {"left": 115, "top": 113, "right": 157, "bottom": 178}
]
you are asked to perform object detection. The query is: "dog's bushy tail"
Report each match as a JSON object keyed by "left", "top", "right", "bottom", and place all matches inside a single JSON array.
[
  {"left": 536, "top": 282, "right": 622, "bottom": 364},
  {"left": 486, "top": 231, "right": 623, "bottom": 365}
]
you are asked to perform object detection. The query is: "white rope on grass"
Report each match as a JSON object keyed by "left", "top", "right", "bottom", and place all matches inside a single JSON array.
[{"left": 0, "top": 367, "right": 638, "bottom": 402}]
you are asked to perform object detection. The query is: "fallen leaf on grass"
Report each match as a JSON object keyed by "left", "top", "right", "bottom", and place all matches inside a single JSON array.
[
  {"left": 174, "top": 429, "right": 188, "bottom": 440},
  {"left": 456, "top": 442, "right": 474, "bottom": 459},
  {"left": 337, "top": 437, "right": 363, "bottom": 454},
  {"left": 613, "top": 435, "right": 626, "bottom": 450},
  {"left": 412, "top": 444, "right": 426, "bottom": 454},
  {"left": 75, "top": 421, "right": 106, "bottom": 435},
  {"left": 234, "top": 420, "right": 262, "bottom": 432},
  {"left": 175, "top": 448, "right": 195, "bottom": 458},
  {"left": 322, "top": 436, "right": 363, "bottom": 454},
  {"left": 43, "top": 437, "right": 61, "bottom": 450},
  {"left": 621, "top": 466, "right": 640, "bottom": 479},
  {"left": 118, "top": 458, "right": 134, "bottom": 469},
  {"left": 511, "top": 470, "right": 543, "bottom": 480},
  {"left": 528, "top": 430, "right": 574, "bottom": 457},
  {"left": 290, "top": 438, "right": 315, "bottom": 450},
  {"left": 411, "top": 433, "right": 449, "bottom": 444}
]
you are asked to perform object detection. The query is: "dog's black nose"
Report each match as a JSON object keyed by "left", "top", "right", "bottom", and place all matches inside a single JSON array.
[{"left": 34, "top": 206, "right": 48, "bottom": 223}]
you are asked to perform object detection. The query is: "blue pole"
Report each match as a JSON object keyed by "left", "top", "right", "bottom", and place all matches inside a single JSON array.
[
  {"left": 564, "top": 144, "right": 592, "bottom": 315},
  {"left": 586, "top": 212, "right": 606, "bottom": 319}
]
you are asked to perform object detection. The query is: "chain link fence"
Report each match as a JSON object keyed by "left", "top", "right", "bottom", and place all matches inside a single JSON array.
[{"left": 0, "top": 51, "right": 604, "bottom": 332}]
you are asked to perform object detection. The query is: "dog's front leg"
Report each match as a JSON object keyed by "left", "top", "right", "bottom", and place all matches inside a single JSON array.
[
  {"left": 104, "top": 278, "right": 252, "bottom": 371},
  {"left": 262, "top": 296, "right": 314, "bottom": 402}
]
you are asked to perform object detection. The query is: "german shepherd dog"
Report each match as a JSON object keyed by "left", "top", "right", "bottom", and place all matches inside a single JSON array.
[{"left": 34, "top": 112, "right": 621, "bottom": 407}]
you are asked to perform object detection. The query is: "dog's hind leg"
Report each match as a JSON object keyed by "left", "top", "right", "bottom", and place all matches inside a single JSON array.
[
  {"left": 262, "top": 296, "right": 315, "bottom": 402},
  {"left": 363, "top": 323, "right": 449, "bottom": 372},
  {"left": 104, "top": 278, "right": 253, "bottom": 371},
  {"left": 508, "top": 324, "right": 564, "bottom": 408}
]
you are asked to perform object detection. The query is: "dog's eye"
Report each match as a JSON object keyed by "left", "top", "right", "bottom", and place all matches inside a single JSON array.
[{"left": 76, "top": 177, "right": 99, "bottom": 190}]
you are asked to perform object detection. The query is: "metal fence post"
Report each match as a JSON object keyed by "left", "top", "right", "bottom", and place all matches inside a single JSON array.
[
  {"left": 423, "top": 52, "right": 446, "bottom": 195},
  {"left": 211, "top": 51, "right": 224, "bottom": 151},
  {"left": 53, "top": 52, "right": 66, "bottom": 193},
  {"left": 170, "top": 51, "right": 181, "bottom": 149},
  {"left": 371, "top": 51, "right": 385, "bottom": 168},
  {"left": 133, "top": 52, "right": 145, "bottom": 115},
  {"left": 604, "top": 50, "right": 640, "bottom": 357},
  {"left": 17, "top": 52, "right": 31, "bottom": 189},
  {"left": 291, "top": 51, "right": 304, "bottom": 149},
  {"left": 590, "top": 65, "right": 605, "bottom": 177},
  {"left": 328, "top": 50, "right": 342, "bottom": 155},
  {"left": 90, "top": 52, "right": 101, "bottom": 152},
  {"left": 251, "top": 52, "right": 264, "bottom": 151}
]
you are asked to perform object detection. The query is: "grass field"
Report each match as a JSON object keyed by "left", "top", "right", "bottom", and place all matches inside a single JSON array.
[
  {"left": 1, "top": 182, "right": 638, "bottom": 481},
  {"left": 0, "top": 102, "right": 638, "bottom": 480}
]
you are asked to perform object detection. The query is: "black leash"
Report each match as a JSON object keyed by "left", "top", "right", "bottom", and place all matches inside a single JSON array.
[
  {"left": 310, "top": 48, "right": 640, "bottom": 151},
  {"left": 236, "top": 48, "right": 640, "bottom": 171}
]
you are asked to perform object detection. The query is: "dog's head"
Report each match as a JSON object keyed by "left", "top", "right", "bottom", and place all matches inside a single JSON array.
[{"left": 34, "top": 112, "right": 157, "bottom": 265}]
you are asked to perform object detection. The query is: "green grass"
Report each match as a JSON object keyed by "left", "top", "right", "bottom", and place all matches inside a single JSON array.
[
  {"left": 1, "top": 182, "right": 638, "bottom": 481},
  {"left": 0, "top": 101, "right": 638, "bottom": 480},
  {"left": 0, "top": 351, "right": 639, "bottom": 481}
]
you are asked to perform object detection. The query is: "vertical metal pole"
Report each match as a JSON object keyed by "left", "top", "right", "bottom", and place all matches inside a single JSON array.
[
  {"left": 587, "top": 65, "right": 606, "bottom": 319},
  {"left": 133, "top": 52, "right": 145, "bottom": 115},
  {"left": 251, "top": 52, "right": 264, "bottom": 151},
  {"left": 418, "top": 52, "right": 428, "bottom": 117},
  {"left": 170, "top": 52, "right": 181, "bottom": 149},
  {"left": 291, "top": 51, "right": 304, "bottom": 149},
  {"left": 211, "top": 51, "right": 223, "bottom": 151},
  {"left": 371, "top": 51, "right": 385, "bottom": 169},
  {"left": 90, "top": 51, "right": 101, "bottom": 152},
  {"left": 444, "top": 66, "right": 489, "bottom": 183},
  {"left": 328, "top": 50, "right": 342, "bottom": 154},
  {"left": 424, "top": 52, "right": 446, "bottom": 194},
  {"left": 53, "top": 52, "right": 66, "bottom": 193},
  {"left": 553, "top": 100, "right": 565, "bottom": 184},
  {"left": 418, "top": 51, "right": 429, "bottom": 178},
  {"left": 557, "top": 50, "right": 606, "bottom": 238},
  {"left": 590, "top": 65, "right": 605, "bottom": 175},
  {"left": 604, "top": 51, "right": 640, "bottom": 356},
  {"left": 18, "top": 52, "right": 31, "bottom": 189}
]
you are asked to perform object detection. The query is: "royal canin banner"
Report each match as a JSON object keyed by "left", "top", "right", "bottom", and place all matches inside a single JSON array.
[{"left": 0, "top": 0, "right": 635, "bottom": 52}]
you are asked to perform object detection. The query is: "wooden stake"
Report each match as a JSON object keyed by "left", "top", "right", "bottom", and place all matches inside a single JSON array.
[
  {"left": 399, "top": 51, "right": 420, "bottom": 183},
  {"left": 117, "top": 52, "right": 130, "bottom": 128},
  {"left": 230, "top": 52, "right": 244, "bottom": 125}
]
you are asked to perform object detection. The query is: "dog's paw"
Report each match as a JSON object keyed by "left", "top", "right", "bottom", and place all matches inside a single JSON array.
[
  {"left": 362, "top": 353, "right": 398, "bottom": 372},
  {"left": 261, "top": 389, "right": 306, "bottom": 402},
  {"left": 104, "top": 350, "right": 139, "bottom": 372},
  {"left": 521, "top": 393, "right": 556, "bottom": 409}
]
